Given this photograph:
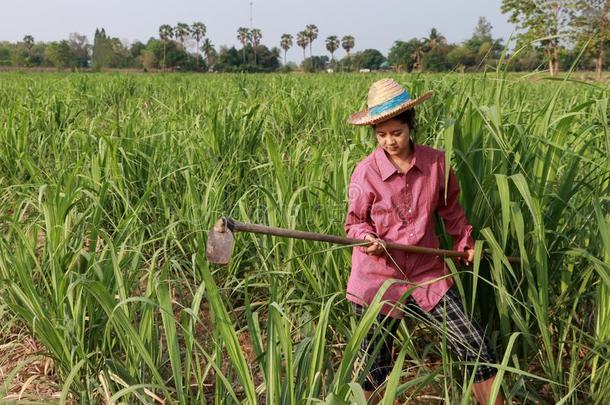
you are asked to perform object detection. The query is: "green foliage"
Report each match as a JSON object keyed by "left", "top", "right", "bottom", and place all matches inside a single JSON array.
[
  {"left": 302, "top": 55, "right": 329, "bottom": 72},
  {"left": 421, "top": 46, "right": 450, "bottom": 72},
  {"left": 144, "top": 38, "right": 203, "bottom": 71},
  {"left": 68, "top": 32, "right": 90, "bottom": 68},
  {"left": 158, "top": 24, "right": 173, "bottom": 42},
  {"left": 91, "top": 28, "right": 112, "bottom": 70},
  {"left": 216, "top": 45, "right": 241, "bottom": 69},
  {"left": 387, "top": 18, "right": 505, "bottom": 73},
  {"left": 447, "top": 45, "right": 476, "bottom": 68},
  {"left": 341, "top": 35, "right": 355, "bottom": 56},
  {"left": 191, "top": 22, "right": 206, "bottom": 43},
  {"left": 353, "top": 48, "right": 386, "bottom": 70},
  {"left": 147, "top": 38, "right": 180, "bottom": 69},
  {"left": 296, "top": 31, "right": 310, "bottom": 60},
  {"left": 280, "top": 33, "right": 293, "bottom": 62},
  {"left": 0, "top": 43, "right": 12, "bottom": 66},
  {"left": 174, "top": 22, "right": 191, "bottom": 46},
  {"left": 326, "top": 35, "right": 340, "bottom": 60},
  {"left": 305, "top": 24, "right": 319, "bottom": 57},
  {"left": 0, "top": 40, "right": 50, "bottom": 68},
  {"left": 572, "top": 0, "right": 610, "bottom": 76},
  {"left": 2, "top": 7, "right": 610, "bottom": 74},
  {"left": 45, "top": 40, "right": 77, "bottom": 69},
  {"left": 130, "top": 40, "right": 146, "bottom": 59},
  {"left": 216, "top": 44, "right": 279, "bottom": 72},
  {"left": 92, "top": 28, "right": 141, "bottom": 70},
  {"left": 501, "top": 0, "right": 579, "bottom": 75},
  {"left": 388, "top": 39, "right": 422, "bottom": 71},
  {"left": 0, "top": 66, "right": 609, "bottom": 403},
  {"left": 463, "top": 17, "right": 504, "bottom": 66},
  {"left": 9, "top": 44, "right": 29, "bottom": 67}
]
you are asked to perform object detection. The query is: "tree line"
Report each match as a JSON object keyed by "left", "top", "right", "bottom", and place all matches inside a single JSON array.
[{"left": 0, "top": 1, "right": 608, "bottom": 76}]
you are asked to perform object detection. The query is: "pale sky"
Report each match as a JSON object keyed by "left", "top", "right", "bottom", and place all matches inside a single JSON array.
[{"left": 0, "top": 0, "right": 517, "bottom": 63}]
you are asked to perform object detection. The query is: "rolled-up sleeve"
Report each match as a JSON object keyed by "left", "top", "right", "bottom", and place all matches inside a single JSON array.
[
  {"left": 437, "top": 154, "right": 474, "bottom": 252},
  {"left": 344, "top": 165, "right": 378, "bottom": 240}
]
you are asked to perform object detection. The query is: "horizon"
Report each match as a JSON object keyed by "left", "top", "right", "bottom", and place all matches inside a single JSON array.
[{"left": 0, "top": 0, "right": 517, "bottom": 63}]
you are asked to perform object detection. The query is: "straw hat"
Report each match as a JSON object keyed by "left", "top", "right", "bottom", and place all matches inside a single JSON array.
[{"left": 347, "top": 78, "right": 433, "bottom": 126}]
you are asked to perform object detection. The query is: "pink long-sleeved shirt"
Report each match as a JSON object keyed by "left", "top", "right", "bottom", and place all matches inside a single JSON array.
[{"left": 344, "top": 142, "right": 474, "bottom": 318}]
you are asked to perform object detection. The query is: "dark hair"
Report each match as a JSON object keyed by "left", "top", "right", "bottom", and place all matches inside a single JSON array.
[{"left": 373, "top": 108, "right": 417, "bottom": 133}]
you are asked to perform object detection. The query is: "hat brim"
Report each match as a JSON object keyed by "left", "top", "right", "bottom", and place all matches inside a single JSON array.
[{"left": 347, "top": 91, "right": 434, "bottom": 126}]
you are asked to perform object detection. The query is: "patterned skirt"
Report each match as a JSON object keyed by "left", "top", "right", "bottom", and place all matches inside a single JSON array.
[{"left": 353, "top": 288, "right": 498, "bottom": 391}]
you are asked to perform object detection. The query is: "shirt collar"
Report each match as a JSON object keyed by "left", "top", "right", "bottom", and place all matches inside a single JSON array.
[{"left": 374, "top": 140, "right": 421, "bottom": 181}]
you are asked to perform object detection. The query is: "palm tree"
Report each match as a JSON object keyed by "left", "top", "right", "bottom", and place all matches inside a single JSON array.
[
  {"left": 191, "top": 22, "right": 206, "bottom": 70},
  {"left": 23, "top": 35, "right": 34, "bottom": 50},
  {"left": 304, "top": 24, "right": 319, "bottom": 58},
  {"left": 341, "top": 35, "right": 355, "bottom": 71},
  {"left": 280, "top": 33, "right": 293, "bottom": 65},
  {"left": 296, "top": 31, "right": 309, "bottom": 61},
  {"left": 305, "top": 24, "right": 319, "bottom": 71},
  {"left": 412, "top": 28, "right": 446, "bottom": 72},
  {"left": 325, "top": 35, "right": 340, "bottom": 62},
  {"left": 237, "top": 27, "right": 250, "bottom": 63},
  {"left": 158, "top": 24, "right": 174, "bottom": 70},
  {"left": 202, "top": 38, "right": 215, "bottom": 71},
  {"left": 175, "top": 22, "right": 191, "bottom": 50},
  {"left": 341, "top": 35, "right": 355, "bottom": 57},
  {"left": 412, "top": 40, "right": 426, "bottom": 72},
  {"left": 425, "top": 27, "right": 446, "bottom": 51},
  {"left": 250, "top": 28, "right": 262, "bottom": 65}
]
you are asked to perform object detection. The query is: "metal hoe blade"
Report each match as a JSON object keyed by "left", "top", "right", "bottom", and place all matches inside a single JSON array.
[{"left": 206, "top": 218, "right": 235, "bottom": 264}]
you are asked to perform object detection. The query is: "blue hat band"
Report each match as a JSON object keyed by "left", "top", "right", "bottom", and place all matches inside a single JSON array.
[{"left": 369, "top": 90, "right": 411, "bottom": 117}]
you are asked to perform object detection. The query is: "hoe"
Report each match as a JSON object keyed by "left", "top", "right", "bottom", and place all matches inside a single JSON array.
[{"left": 206, "top": 216, "right": 520, "bottom": 265}]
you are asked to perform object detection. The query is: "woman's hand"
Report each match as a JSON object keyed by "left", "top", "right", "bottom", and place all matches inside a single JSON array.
[
  {"left": 362, "top": 234, "right": 386, "bottom": 256},
  {"left": 458, "top": 248, "right": 475, "bottom": 266}
]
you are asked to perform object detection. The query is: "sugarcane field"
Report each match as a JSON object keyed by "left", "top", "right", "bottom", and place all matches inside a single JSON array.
[{"left": 1, "top": 2, "right": 610, "bottom": 404}]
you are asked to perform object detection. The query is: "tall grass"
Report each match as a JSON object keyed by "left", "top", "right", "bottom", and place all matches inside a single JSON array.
[{"left": 0, "top": 70, "right": 608, "bottom": 403}]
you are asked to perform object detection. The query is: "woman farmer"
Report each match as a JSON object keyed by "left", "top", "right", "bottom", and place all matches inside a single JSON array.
[{"left": 344, "top": 78, "right": 503, "bottom": 404}]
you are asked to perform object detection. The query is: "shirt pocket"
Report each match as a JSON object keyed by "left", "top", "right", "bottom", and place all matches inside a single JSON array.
[{"left": 370, "top": 201, "right": 395, "bottom": 237}]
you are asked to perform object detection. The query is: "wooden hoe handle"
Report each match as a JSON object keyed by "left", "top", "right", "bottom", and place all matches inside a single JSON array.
[{"left": 221, "top": 217, "right": 521, "bottom": 264}]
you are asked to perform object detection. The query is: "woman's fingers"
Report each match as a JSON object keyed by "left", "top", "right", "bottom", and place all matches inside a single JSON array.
[
  {"left": 360, "top": 235, "right": 386, "bottom": 256},
  {"left": 457, "top": 249, "right": 476, "bottom": 266},
  {"left": 464, "top": 248, "right": 475, "bottom": 265},
  {"left": 365, "top": 240, "right": 385, "bottom": 255},
  {"left": 364, "top": 243, "right": 377, "bottom": 254}
]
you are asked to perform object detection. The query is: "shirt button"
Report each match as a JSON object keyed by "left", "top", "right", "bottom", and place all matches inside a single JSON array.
[
  {"left": 410, "top": 233, "right": 414, "bottom": 237},
  {"left": 408, "top": 208, "right": 412, "bottom": 213}
]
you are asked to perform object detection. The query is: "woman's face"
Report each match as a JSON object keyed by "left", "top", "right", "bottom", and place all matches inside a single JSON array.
[{"left": 374, "top": 118, "right": 411, "bottom": 158}]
